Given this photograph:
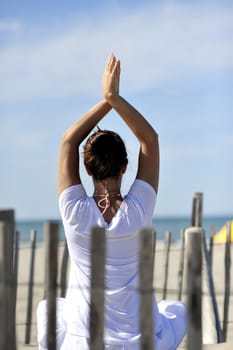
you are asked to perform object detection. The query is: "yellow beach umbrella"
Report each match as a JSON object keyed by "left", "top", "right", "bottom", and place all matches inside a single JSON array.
[{"left": 214, "top": 221, "right": 233, "bottom": 243}]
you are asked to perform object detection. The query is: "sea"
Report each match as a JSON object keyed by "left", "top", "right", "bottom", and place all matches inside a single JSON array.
[{"left": 16, "top": 215, "right": 232, "bottom": 244}]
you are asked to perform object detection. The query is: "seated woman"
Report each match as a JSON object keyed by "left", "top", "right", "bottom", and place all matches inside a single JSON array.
[{"left": 37, "top": 54, "right": 187, "bottom": 350}]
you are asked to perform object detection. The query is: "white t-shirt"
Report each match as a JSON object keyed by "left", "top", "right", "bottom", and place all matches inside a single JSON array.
[{"left": 59, "top": 179, "right": 162, "bottom": 344}]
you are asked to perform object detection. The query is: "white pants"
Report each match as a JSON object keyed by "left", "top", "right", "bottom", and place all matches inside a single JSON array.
[{"left": 37, "top": 298, "right": 187, "bottom": 350}]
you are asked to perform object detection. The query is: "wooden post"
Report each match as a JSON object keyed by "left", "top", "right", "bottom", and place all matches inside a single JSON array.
[
  {"left": 139, "top": 229, "right": 154, "bottom": 350},
  {"left": 208, "top": 225, "right": 215, "bottom": 271},
  {"left": 44, "top": 221, "right": 59, "bottom": 350},
  {"left": 13, "top": 230, "right": 20, "bottom": 300},
  {"left": 186, "top": 227, "right": 203, "bottom": 350},
  {"left": 0, "top": 210, "right": 16, "bottom": 350},
  {"left": 202, "top": 230, "right": 224, "bottom": 343},
  {"left": 222, "top": 221, "right": 231, "bottom": 341},
  {"left": 191, "top": 192, "right": 203, "bottom": 227},
  {"left": 60, "top": 241, "right": 69, "bottom": 298},
  {"left": 152, "top": 230, "right": 156, "bottom": 280},
  {"left": 0, "top": 211, "right": 16, "bottom": 347},
  {"left": 177, "top": 228, "right": 185, "bottom": 300},
  {"left": 89, "top": 227, "right": 106, "bottom": 350},
  {"left": 25, "top": 229, "right": 37, "bottom": 344},
  {"left": 0, "top": 221, "right": 8, "bottom": 350},
  {"left": 162, "top": 231, "right": 171, "bottom": 300}
]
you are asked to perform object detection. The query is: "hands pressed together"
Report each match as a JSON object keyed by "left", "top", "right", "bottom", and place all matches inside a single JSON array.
[
  {"left": 102, "top": 54, "right": 121, "bottom": 104},
  {"left": 58, "top": 52, "right": 159, "bottom": 195}
]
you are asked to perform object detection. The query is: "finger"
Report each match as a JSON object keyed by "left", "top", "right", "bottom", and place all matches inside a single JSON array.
[
  {"left": 107, "top": 53, "right": 113, "bottom": 65},
  {"left": 104, "top": 54, "right": 112, "bottom": 74},
  {"left": 116, "top": 61, "right": 121, "bottom": 93},
  {"left": 108, "top": 53, "right": 117, "bottom": 73},
  {"left": 112, "top": 59, "right": 120, "bottom": 76},
  {"left": 116, "top": 59, "right": 121, "bottom": 76}
]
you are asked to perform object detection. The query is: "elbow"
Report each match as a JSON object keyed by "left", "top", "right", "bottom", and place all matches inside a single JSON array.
[
  {"left": 60, "top": 131, "right": 77, "bottom": 147},
  {"left": 148, "top": 129, "right": 159, "bottom": 144},
  {"left": 59, "top": 134, "right": 79, "bottom": 156},
  {"left": 139, "top": 130, "right": 158, "bottom": 150},
  {"left": 61, "top": 131, "right": 71, "bottom": 144},
  {"left": 143, "top": 129, "right": 159, "bottom": 151},
  {"left": 153, "top": 129, "right": 159, "bottom": 139}
]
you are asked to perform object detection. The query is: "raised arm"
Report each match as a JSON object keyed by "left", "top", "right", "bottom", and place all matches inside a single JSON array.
[
  {"left": 58, "top": 100, "right": 111, "bottom": 195},
  {"left": 102, "top": 54, "right": 159, "bottom": 192}
]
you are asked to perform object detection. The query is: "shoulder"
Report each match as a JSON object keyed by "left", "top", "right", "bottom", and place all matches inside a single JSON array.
[
  {"left": 129, "top": 179, "right": 157, "bottom": 197},
  {"left": 58, "top": 184, "right": 87, "bottom": 219},
  {"left": 126, "top": 179, "right": 157, "bottom": 217},
  {"left": 106, "top": 179, "right": 156, "bottom": 234}
]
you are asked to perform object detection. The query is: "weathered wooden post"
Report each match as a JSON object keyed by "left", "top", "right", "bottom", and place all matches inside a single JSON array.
[
  {"left": 0, "top": 221, "right": 9, "bottom": 350},
  {"left": 152, "top": 230, "right": 156, "bottom": 278},
  {"left": 208, "top": 225, "right": 215, "bottom": 271},
  {"left": 0, "top": 210, "right": 16, "bottom": 350},
  {"left": 13, "top": 230, "right": 20, "bottom": 299},
  {"left": 60, "top": 241, "right": 69, "bottom": 297},
  {"left": 89, "top": 227, "right": 106, "bottom": 350},
  {"left": 25, "top": 229, "right": 37, "bottom": 344},
  {"left": 177, "top": 228, "right": 185, "bottom": 300},
  {"left": 191, "top": 192, "right": 203, "bottom": 227},
  {"left": 222, "top": 221, "right": 231, "bottom": 341},
  {"left": 162, "top": 231, "right": 171, "bottom": 300},
  {"left": 202, "top": 230, "right": 224, "bottom": 344},
  {"left": 139, "top": 229, "right": 154, "bottom": 350},
  {"left": 186, "top": 227, "right": 203, "bottom": 350},
  {"left": 44, "top": 221, "right": 59, "bottom": 350},
  {"left": 191, "top": 192, "right": 224, "bottom": 343}
]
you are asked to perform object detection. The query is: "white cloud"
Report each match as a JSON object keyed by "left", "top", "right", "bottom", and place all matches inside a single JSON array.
[
  {"left": 0, "top": 3, "right": 233, "bottom": 102},
  {"left": 0, "top": 20, "right": 23, "bottom": 33},
  {"left": 0, "top": 119, "right": 47, "bottom": 151},
  {"left": 162, "top": 129, "right": 233, "bottom": 162}
]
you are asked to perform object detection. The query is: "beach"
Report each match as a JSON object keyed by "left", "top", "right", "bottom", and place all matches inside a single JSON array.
[{"left": 15, "top": 241, "right": 233, "bottom": 349}]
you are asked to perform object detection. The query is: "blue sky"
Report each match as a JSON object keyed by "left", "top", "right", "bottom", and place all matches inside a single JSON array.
[{"left": 0, "top": 0, "right": 233, "bottom": 219}]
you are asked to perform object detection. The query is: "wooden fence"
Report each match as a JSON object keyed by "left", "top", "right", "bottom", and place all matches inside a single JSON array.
[{"left": 0, "top": 192, "right": 232, "bottom": 349}]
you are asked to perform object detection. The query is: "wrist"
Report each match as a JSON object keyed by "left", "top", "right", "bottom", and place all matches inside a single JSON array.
[{"left": 104, "top": 93, "right": 120, "bottom": 106}]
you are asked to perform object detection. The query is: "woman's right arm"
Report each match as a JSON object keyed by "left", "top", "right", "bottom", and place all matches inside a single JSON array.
[
  {"left": 58, "top": 100, "right": 111, "bottom": 196},
  {"left": 102, "top": 55, "right": 160, "bottom": 192}
]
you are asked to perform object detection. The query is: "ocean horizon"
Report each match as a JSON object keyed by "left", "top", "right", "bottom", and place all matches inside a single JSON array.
[{"left": 15, "top": 215, "right": 232, "bottom": 243}]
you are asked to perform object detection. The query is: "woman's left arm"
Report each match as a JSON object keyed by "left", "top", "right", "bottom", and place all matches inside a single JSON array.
[{"left": 58, "top": 100, "right": 111, "bottom": 196}]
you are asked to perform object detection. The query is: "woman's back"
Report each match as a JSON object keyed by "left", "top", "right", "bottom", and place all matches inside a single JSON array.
[{"left": 59, "top": 179, "right": 159, "bottom": 342}]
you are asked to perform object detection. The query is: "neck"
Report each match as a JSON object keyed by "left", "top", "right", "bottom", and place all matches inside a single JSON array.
[
  {"left": 93, "top": 178, "right": 123, "bottom": 216},
  {"left": 93, "top": 177, "right": 122, "bottom": 196}
]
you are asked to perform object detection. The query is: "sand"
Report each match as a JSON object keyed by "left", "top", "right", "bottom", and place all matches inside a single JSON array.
[{"left": 15, "top": 241, "right": 233, "bottom": 349}]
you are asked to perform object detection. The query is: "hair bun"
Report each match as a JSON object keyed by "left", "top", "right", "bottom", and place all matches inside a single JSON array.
[{"left": 83, "top": 129, "right": 128, "bottom": 181}]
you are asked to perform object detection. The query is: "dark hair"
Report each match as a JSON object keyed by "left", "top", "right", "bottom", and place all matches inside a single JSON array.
[{"left": 83, "top": 129, "right": 128, "bottom": 181}]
